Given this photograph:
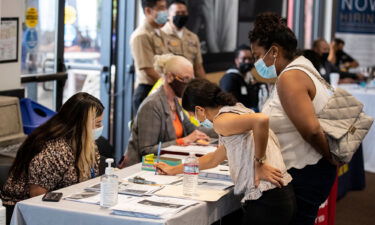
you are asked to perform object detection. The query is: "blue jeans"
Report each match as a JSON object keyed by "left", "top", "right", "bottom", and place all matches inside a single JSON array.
[{"left": 288, "top": 159, "right": 337, "bottom": 225}]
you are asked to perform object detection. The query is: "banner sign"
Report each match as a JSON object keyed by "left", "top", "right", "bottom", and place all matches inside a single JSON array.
[{"left": 336, "top": 0, "right": 375, "bottom": 34}]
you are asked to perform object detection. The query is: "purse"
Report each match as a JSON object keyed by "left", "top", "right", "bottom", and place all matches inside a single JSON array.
[{"left": 286, "top": 64, "right": 374, "bottom": 163}]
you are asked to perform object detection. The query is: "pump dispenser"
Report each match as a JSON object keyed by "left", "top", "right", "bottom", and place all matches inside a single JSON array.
[{"left": 100, "top": 158, "right": 118, "bottom": 207}]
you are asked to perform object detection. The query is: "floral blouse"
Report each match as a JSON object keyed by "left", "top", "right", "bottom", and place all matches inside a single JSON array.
[{"left": 1, "top": 138, "right": 100, "bottom": 205}]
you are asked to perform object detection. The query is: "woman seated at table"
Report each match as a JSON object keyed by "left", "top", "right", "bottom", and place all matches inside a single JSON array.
[
  {"left": 119, "top": 54, "right": 215, "bottom": 168},
  {"left": 156, "top": 79, "right": 296, "bottom": 225},
  {"left": 1, "top": 92, "right": 104, "bottom": 219}
]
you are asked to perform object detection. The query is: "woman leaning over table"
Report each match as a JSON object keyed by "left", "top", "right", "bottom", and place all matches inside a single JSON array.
[
  {"left": 1, "top": 92, "right": 104, "bottom": 224},
  {"left": 156, "top": 79, "right": 296, "bottom": 225},
  {"left": 249, "top": 13, "right": 337, "bottom": 225}
]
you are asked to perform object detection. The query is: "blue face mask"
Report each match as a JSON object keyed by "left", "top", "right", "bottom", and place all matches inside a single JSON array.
[
  {"left": 200, "top": 119, "right": 213, "bottom": 129},
  {"left": 254, "top": 48, "right": 277, "bottom": 79},
  {"left": 93, "top": 126, "right": 103, "bottom": 140},
  {"left": 155, "top": 10, "right": 168, "bottom": 25},
  {"left": 195, "top": 110, "right": 213, "bottom": 129}
]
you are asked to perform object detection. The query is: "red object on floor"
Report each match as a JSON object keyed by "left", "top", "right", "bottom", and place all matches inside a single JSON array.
[{"left": 315, "top": 174, "right": 338, "bottom": 225}]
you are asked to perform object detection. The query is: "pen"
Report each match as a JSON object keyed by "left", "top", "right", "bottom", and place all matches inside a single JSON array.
[{"left": 155, "top": 141, "right": 162, "bottom": 175}]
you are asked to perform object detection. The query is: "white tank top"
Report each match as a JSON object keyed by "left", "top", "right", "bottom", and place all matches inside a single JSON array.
[{"left": 262, "top": 56, "right": 331, "bottom": 170}]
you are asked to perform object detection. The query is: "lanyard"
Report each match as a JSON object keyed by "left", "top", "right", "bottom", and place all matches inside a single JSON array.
[{"left": 90, "top": 168, "right": 96, "bottom": 178}]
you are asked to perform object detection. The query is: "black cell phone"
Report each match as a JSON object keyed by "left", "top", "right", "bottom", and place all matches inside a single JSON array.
[{"left": 42, "top": 192, "right": 63, "bottom": 202}]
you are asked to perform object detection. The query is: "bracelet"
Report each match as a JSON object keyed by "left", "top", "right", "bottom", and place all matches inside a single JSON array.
[{"left": 254, "top": 155, "right": 266, "bottom": 164}]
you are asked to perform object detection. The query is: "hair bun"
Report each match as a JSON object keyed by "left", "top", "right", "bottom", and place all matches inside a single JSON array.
[
  {"left": 254, "top": 12, "right": 286, "bottom": 34},
  {"left": 214, "top": 91, "right": 237, "bottom": 106},
  {"left": 154, "top": 54, "right": 175, "bottom": 74}
]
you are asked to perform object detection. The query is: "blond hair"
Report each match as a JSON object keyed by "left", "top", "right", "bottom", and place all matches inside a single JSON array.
[
  {"left": 75, "top": 107, "right": 97, "bottom": 181},
  {"left": 154, "top": 54, "right": 193, "bottom": 75}
]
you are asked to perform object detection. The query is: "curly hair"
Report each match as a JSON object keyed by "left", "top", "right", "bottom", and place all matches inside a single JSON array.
[{"left": 249, "top": 12, "right": 297, "bottom": 60}]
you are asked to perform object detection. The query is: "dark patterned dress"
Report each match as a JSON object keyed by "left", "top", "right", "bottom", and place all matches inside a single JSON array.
[{"left": 1, "top": 138, "right": 99, "bottom": 205}]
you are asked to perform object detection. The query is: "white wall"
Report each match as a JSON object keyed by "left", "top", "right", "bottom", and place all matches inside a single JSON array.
[{"left": 0, "top": 0, "right": 24, "bottom": 91}]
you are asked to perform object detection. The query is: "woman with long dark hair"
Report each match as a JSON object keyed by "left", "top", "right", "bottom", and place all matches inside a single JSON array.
[
  {"left": 156, "top": 79, "right": 296, "bottom": 225},
  {"left": 1, "top": 92, "right": 104, "bottom": 219},
  {"left": 249, "top": 13, "right": 337, "bottom": 225}
]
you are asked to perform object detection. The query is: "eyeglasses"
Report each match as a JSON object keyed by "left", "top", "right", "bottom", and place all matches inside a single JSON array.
[{"left": 173, "top": 73, "right": 191, "bottom": 83}]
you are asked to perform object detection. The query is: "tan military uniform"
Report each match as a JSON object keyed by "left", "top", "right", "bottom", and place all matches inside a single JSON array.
[
  {"left": 162, "top": 22, "right": 203, "bottom": 69},
  {"left": 130, "top": 21, "right": 169, "bottom": 85}
]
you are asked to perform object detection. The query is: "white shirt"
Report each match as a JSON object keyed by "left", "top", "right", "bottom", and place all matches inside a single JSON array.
[
  {"left": 262, "top": 56, "right": 331, "bottom": 170},
  {"left": 217, "top": 104, "right": 292, "bottom": 202},
  {"left": 176, "top": 29, "right": 184, "bottom": 39}
]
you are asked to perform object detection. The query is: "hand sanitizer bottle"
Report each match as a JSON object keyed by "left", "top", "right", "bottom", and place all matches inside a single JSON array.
[{"left": 100, "top": 158, "right": 118, "bottom": 208}]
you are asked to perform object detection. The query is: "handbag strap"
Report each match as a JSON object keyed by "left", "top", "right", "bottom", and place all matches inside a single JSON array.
[{"left": 284, "top": 64, "right": 335, "bottom": 92}]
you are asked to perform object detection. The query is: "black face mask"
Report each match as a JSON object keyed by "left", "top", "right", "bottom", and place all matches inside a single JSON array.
[
  {"left": 321, "top": 53, "right": 329, "bottom": 62},
  {"left": 173, "top": 15, "right": 189, "bottom": 29},
  {"left": 336, "top": 50, "right": 344, "bottom": 56},
  {"left": 239, "top": 62, "right": 254, "bottom": 74},
  {"left": 169, "top": 78, "right": 187, "bottom": 98}
]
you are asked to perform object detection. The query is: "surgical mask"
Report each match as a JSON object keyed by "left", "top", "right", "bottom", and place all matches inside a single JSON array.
[
  {"left": 200, "top": 119, "right": 213, "bottom": 128},
  {"left": 254, "top": 48, "right": 277, "bottom": 79},
  {"left": 195, "top": 110, "right": 213, "bottom": 129},
  {"left": 169, "top": 77, "right": 187, "bottom": 98},
  {"left": 239, "top": 62, "right": 254, "bottom": 74},
  {"left": 155, "top": 10, "right": 168, "bottom": 25},
  {"left": 93, "top": 126, "right": 103, "bottom": 140},
  {"left": 173, "top": 15, "right": 189, "bottom": 29}
]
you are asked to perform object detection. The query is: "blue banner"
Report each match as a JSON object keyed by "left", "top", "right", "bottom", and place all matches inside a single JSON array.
[{"left": 337, "top": 0, "right": 375, "bottom": 34}]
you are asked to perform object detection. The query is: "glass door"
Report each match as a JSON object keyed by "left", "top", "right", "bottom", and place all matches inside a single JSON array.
[{"left": 63, "top": 0, "right": 113, "bottom": 138}]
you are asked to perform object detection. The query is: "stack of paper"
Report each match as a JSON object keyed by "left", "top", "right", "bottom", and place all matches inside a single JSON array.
[
  {"left": 154, "top": 184, "right": 230, "bottom": 202},
  {"left": 111, "top": 196, "right": 199, "bottom": 219},
  {"left": 123, "top": 171, "right": 183, "bottom": 186},
  {"left": 84, "top": 182, "right": 164, "bottom": 196},
  {"left": 199, "top": 165, "right": 232, "bottom": 182},
  {"left": 65, "top": 192, "right": 137, "bottom": 205},
  {"left": 162, "top": 145, "right": 217, "bottom": 155},
  {"left": 198, "top": 179, "right": 234, "bottom": 191},
  {"left": 64, "top": 192, "right": 100, "bottom": 204}
]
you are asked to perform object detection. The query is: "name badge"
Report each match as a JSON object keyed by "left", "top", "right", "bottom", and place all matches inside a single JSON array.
[{"left": 241, "top": 86, "right": 248, "bottom": 95}]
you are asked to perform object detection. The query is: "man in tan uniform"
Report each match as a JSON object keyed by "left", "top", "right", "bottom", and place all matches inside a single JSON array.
[
  {"left": 162, "top": 0, "right": 206, "bottom": 78},
  {"left": 130, "top": 0, "right": 170, "bottom": 113}
]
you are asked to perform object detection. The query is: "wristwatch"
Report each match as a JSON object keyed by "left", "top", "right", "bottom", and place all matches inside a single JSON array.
[{"left": 254, "top": 155, "right": 267, "bottom": 164}]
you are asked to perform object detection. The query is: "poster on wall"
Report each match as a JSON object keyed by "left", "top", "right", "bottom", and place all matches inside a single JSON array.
[
  {"left": 335, "top": 0, "right": 375, "bottom": 67},
  {"left": 0, "top": 17, "right": 19, "bottom": 63}
]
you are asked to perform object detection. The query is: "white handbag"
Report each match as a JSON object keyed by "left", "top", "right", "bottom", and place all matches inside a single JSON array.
[{"left": 287, "top": 64, "right": 374, "bottom": 163}]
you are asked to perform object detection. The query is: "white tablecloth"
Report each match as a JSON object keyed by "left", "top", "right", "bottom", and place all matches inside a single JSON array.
[
  {"left": 10, "top": 164, "right": 241, "bottom": 225},
  {"left": 339, "top": 85, "right": 375, "bottom": 173}
]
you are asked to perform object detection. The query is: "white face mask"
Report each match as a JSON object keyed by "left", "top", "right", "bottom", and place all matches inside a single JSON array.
[{"left": 92, "top": 126, "right": 103, "bottom": 140}]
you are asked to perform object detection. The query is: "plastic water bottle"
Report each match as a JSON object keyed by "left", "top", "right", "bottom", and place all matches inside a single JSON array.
[
  {"left": 0, "top": 199, "right": 5, "bottom": 225},
  {"left": 100, "top": 158, "right": 118, "bottom": 207},
  {"left": 183, "top": 152, "right": 199, "bottom": 196}
]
